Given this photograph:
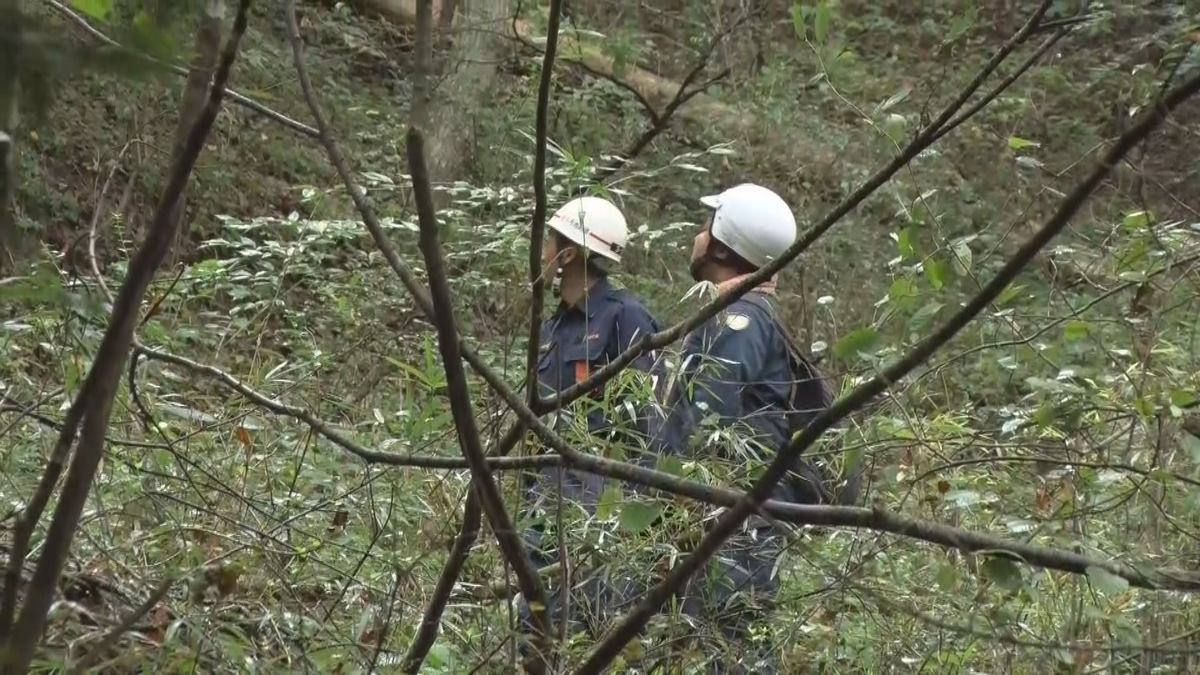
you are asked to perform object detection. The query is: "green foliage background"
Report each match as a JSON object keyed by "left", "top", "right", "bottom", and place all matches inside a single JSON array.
[{"left": 2, "top": 0, "right": 1200, "bottom": 672}]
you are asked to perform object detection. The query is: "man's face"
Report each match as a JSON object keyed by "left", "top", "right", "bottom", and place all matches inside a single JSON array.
[{"left": 689, "top": 217, "right": 714, "bottom": 282}]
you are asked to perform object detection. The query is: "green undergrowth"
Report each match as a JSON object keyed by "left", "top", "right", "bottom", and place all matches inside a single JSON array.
[{"left": 3, "top": 0, "right": 1200, "bottom": 673}]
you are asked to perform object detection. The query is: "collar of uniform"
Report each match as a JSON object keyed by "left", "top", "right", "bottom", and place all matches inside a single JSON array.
[
  {"left": 556, "top": 276, "right": 614, "bottom": 319},
  {"left": 716, "top": 273, "right": 777, "bottom": 297}
]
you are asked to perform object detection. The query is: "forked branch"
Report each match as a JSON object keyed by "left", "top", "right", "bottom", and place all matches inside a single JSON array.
[{"left": 408, "top": 0, "right": 564, "bottom": 668}]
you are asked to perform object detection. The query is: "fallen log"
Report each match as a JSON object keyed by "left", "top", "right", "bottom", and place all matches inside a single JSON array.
[{"left": 357, "top": 0, "right": 748, "bottom": 137}]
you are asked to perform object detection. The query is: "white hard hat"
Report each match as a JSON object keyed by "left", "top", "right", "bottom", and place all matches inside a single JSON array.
[
  {"left": 547, "top": 196, "right": 628, "bottom": 265},
  {"left": 700, "top": 183, "right": 797, "bottom": 269}
]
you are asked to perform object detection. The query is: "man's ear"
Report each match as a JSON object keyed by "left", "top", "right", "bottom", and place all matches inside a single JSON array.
[{"left": 559, "top": 245, "right": 579, "bottom": 267}]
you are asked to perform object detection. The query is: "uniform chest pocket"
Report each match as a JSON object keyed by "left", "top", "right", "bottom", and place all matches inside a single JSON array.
[
  {"left": 535, "top": 338, "right": 610, "bottom": 398},
  {"left": 559, "top": 341, "right": 609, "bottom": 387}
]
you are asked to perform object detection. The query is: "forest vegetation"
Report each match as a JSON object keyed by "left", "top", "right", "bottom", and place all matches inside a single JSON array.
[{"left": 2, "top": 0, "right": 1200, "bottom": 673}]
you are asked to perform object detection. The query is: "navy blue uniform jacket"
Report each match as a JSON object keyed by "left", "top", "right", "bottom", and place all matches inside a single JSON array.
[
  {"left": 525, "top": 278, "right": 660, "bottom": 520},
  {"left": 652, "top": 291, "right": 841, "bottom": 505}
]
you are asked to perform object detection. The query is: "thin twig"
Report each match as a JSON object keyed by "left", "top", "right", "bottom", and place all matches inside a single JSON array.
[
  {"left": 144, "top": 344, "right": 553, "bottom": 470},
  {"left": 592, "top": 12, "right": 750, "bottom": 183},
  {"left": 402, "top": 423, "right": 526, "bottom": 673},
  {"left": 279, "top": 0, "right": 518, "bottom": 414},
  {"left": 366, "top": 566, "right": 404, "bottom": 675}
]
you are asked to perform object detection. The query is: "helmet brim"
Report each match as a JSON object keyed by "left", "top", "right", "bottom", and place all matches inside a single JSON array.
[
  {"left": 547, "top": 219, "right": 622, "bottom": 263},
  {"left": 700, "top": 195, "right": 721, "bottom": 209}
]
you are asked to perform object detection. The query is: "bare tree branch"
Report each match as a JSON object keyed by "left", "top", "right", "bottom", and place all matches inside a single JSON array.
[
  {"left": 45, "top": 0, "right": 318, "bottom": 139},
  {"left": 595, "top": 68, "right": 729, "bottom": 184},
  {"left": 285, "top": 0, "right": 560, "bottom": 656},
  {"left": 525, "top": 0, "right": 564, "bottom": 412},
  {"left": 165, "top": 0, "right": 225, "bottom": 266},
  {"left": 0, "top": 2, "right": 253, "bottom": 669},
  {"left": 116, "top": 340, "right": 1200, "bottom": 598},
  {"left": 403, "top": 491, "right": 483, "bottom": 672},
  {"left": 366, "top": 566, "right": 404, "bottom": 675},
  {"left": 592, "top": 14, "right": 749, "bottom": 183},
  {"left": 575, "top": 64, "right": 1200, "bottom": 675},
  {"left": 928, "top": 8, "right": 1080, "bottom": 145},
  {"left": 537, "top": 0, "right": 1059, "bottom": 415},
  {"left": 566, "top": 57, "right": 660, "bottom": 123},
  {"left": 420, "top": 313, "right": 1200, "bottom": 595},
  {"left": 134, "top": 345, "right": 550, "bottom": 470},
  {"left": 406, "top": 0, "right": 553, "bottom": 665}
]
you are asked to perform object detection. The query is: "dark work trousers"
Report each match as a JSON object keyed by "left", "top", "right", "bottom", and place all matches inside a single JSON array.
[
  {"left": 516, "top": 529, "right": 649, "bottom": 664},
  {"left": 517, "top": 525, "right": 785, "bottom": 674},
  {"left": 670, "top": 523, "right": 785, "bottom": 674}
]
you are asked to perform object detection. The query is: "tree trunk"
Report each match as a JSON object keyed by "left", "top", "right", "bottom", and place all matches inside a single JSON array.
[
  {"left": 166, "top": 0, "right": 224, "bottom": 264},
  {"left": 437, "top": 0, "right": 458, "bottom": 34},
  {"left": 0, "top": 0, "right": 22, "bottom": 270},
  {"left": 424, "top": 0, "right": 511, "bottom": 198}
]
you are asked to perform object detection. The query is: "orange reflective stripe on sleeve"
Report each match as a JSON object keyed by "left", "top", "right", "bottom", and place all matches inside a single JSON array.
[{"left": 575, "top": 360, "right": 589, "bottom": 384}]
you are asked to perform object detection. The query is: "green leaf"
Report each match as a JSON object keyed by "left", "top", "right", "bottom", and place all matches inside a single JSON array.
[
  {"left": 1122, "top": 210, "right": 1154, "bottom": 230},
  {"left": 132, "top": 11, "right": 179, "bottom": 61},
  {"left": 834, "top": 327, "right": 879, "bottom": 359},
  {"left": 996, "top": 284, "right": 1025, "bottom": 306},
  {"left": 1181, "top": 434, "right": 1200, "bottom": 465},
  {"left": 0, "top": 264, "right": 66, "bottom": 306},
  {"left": 1169, "top": 389, "right": 1197, "bottom": 409},
  {"left": 909, "top": 301, "right": 944, "bottom": 332},
  {"left": 1007, "top": 136, "right": 1040, "bottom": 150},
  {"left": 951, "top": 240, "right": 973, "bottom": 276},
  {"left": 896, "top": 228, "right": 916, "bottom": 259},
  {"left": 944, "top": 7, "right": 978, "bottom": 43},
  {"left": 981, "top": 556, "right": 1024, "bottom": 591},
  {"left": 790, "top": 3, "right": 806, "bottom": 39},
  {"left": 814, "top": 1, "right": 831, "bottom": 44},
  {"left": 844, "top": 445, "right": 864, "bottom": 475},
  {"left": 882, "top": 113, "right": 907, "bottom": 143},
  {"left": 1086, "top": 565, "right": 1130, "bottom": 595},
  {"left": 1032, "top": 401, "right": 1058, "bottom": 428},
  {"left": 936, "top": 563, "right": 958, "bottom": 591},
  {"left": 655, "top": 455, "right": 686, "bottom": 477},
  {"left": 878, "top": 88, "right": 911, "bottom": 114},
  {"left": 1063, "top": 320, "right": 1090, "bottom": 342},
  {"left": 618, "top": 501, "right": 662, "bottom": 534},
  {"left": 924, "top": 258, "right": 951, "bottom": 290},
  {"left": 1133, "top": 396, "right": 1156, "bottom": 418},
  {"left": 71, "top": 0, "right": 114, "bottom": 20},
  {"left": 888, "top": 277, "right": 918, "bottom": 304},
  {"left": 596, "top": 486, "right": 623, "bottom": 521}
]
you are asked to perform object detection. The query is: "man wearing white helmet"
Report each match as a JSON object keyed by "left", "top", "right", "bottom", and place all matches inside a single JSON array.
[
  {"left": 652, "top": 183, "right": 860, "bottom": 673},
  {"left": 517, "top": 194, "right": 662, "bottom": 654}
]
